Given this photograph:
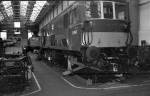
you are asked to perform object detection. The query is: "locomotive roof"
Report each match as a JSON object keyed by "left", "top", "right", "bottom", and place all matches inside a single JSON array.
[{"left": 91, "top": 0, "right": 128, "bottom": 3}]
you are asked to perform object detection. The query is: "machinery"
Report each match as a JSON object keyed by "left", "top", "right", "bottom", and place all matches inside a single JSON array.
[
  {"left": 38, "top": 0, "right": 132, "bottom": 77},
  {"left": 128, "top": 40, "right": 150, "bottom": 72},
  {"left": 0, "top": 54, "right": 33, "bottom": 84}
]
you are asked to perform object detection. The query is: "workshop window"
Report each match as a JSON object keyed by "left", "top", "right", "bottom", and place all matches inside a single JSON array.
[
  {"left": 58, "top": 3, "right": 62, "bottom": 14},
  {"left": 55, "top": 40, "right": 57, "bottom": 46},
  {"left": 68, "top": 1, "right": 75, "bottom": 5},
  {"left": 56, "top": 6, "right": 58, "bottom": 15},
  {"left": 46, "top": 15, "right": 48, "bottom": 25},
  {"left": 52, "top": 8, "right": 54, "bottom": 18},
  {"left": 58, "top": 39, "right": 62, "bottom": 47},
  {"left": 54, "top": 7, "right": 57, "bottom": 17},
  {"left": 67, "top": 1, "right": 69, "bottom": 6},
  {"left": 49, "top": 13, "right": 51, "bottom": 21},
  {"left": 74, "top": 8, "right": 79, "bottom": 24},
  {"left": 63, "top": 1, "right": 67, "bottom": 10},
  {"left": 61, "top": 1, "right": 63, "bottom": 11},
  {"left": 69, "top": 11, "right": 73, "bottom": 24},
  {"left": 51, "top": 11, "right": 53, "bottom": 19},
  {"left": 64, "top": 13, "right": 69, "bottom": 28}
]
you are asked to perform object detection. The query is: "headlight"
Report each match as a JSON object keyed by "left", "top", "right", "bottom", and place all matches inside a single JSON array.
[{"left": 120, "top": 48, "right": 124, "bottom": 52}]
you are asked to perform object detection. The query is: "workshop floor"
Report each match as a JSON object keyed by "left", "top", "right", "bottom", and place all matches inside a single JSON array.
[{"left": 2, "top": 46, "right": 150, "bottom": 96}]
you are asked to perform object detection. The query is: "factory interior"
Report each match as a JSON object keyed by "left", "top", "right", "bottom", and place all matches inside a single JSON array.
[{"left": 0, "top": 0, "right": 150, "bottom": 96}]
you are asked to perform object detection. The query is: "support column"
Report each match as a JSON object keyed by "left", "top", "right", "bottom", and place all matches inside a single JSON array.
[{"left": 128, "top": 0, "right": 139, "bottom": 45}]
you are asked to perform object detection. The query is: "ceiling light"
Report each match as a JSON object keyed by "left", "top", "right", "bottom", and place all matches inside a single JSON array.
[
  {"left": 14, "top": 22, "right": 20, "bottom": 28},
  {"left": 14, "top": 31, "right": 21, "bottom": 34}
]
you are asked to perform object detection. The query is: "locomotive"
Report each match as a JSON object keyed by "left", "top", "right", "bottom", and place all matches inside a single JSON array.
[
  {"left": 39, "top": 0, "right": 132, "bottom": 76},
  {"left": 27, "top": 35, "right": 41, "bottom": 52}
]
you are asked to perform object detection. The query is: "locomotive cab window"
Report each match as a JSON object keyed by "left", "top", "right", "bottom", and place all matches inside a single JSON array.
[
  {"left": 103, "top": 2, "right": 113, "bottom": 19},
  {"left": 115, "top": 3, "right": 127, "bottom": 20},
  {"left": 85, "top": 1, "right": 101, "bottom": 19},
  {"left": 84, "top": 1, "right": 127, "bottom": 20}
]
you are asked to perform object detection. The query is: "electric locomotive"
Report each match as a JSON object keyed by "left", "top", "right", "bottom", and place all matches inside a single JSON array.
[
  {"left": 27, "top": 35, "right": 41, "bottom": 52},
  {"left": 39, "top": 0, "right": 131, "bottom": 75}
]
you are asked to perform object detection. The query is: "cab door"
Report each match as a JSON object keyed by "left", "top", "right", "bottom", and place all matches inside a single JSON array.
[{"left": 70, "top": 25, "right": 82, "bottom": 51}]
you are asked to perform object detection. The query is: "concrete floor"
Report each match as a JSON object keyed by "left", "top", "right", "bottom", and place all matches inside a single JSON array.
[
  {"left": 3, "top": 46, "right": 150, "bottom": 96},
  {"left": 29, "top": 53, "right": 150, "bottom": 96}
]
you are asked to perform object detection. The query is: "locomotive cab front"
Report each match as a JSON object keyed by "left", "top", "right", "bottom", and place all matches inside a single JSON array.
[
  {"left": 76, "top": 0, "right": 131, "bottom": 73},
  {"left": 81, "top": 0, "right": 130, "bottom": 48}
]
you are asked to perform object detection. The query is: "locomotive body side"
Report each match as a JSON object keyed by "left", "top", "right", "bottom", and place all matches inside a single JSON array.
[{"left": 39, "top": 1, "right": 85, "bottom": 50}]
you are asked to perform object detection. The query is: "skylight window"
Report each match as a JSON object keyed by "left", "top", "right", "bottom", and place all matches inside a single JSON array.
[
  {"left": 0, "top": 12, "right": 4, "bottom": 21},
  {"left": 14, "top": 22, "right": 21, "bottom": 28},
  {"left": 30, "top": 1, "right": 47, "bottom": 22},
  {"left": 0, "top": 32, "right": 7, "bottom": 40},
  {"left": 2, "top": 1, "right": 13, "bottom": 16},
  {"left": 20, "top": 1, "right": 28, "bottom": 16}
]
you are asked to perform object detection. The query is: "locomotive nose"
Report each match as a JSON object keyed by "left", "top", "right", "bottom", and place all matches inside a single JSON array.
[{"left": 86, "top": 46, "right": 100, "bottom": 60}]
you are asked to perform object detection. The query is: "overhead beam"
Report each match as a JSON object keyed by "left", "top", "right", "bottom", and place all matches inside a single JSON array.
[
  {"left": 25, "top": 1, "right": 36, "bottom": 24},
  {"left": 11, "top": 1, "right": 20, "bottom": 21},
  {"left": 0, "top": 2, "right": 9, "bottom": 23}
]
